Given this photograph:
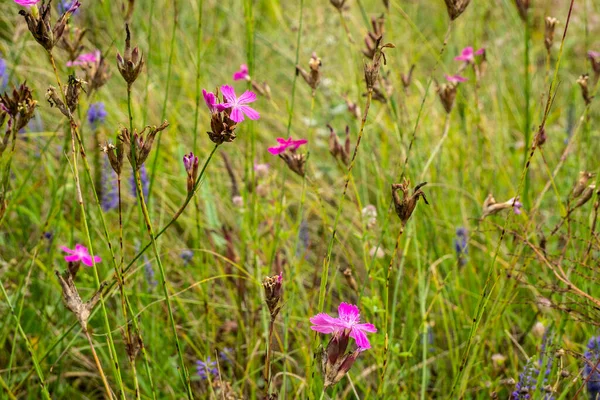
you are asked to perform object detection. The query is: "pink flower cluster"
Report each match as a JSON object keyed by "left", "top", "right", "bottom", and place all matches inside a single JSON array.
[
  {"left": 310, "top": 302, "right": 377, "bottom": 350},
  {"left": 202, "top": 85, "right": 259, "bottom": 123},
  {"left": 61, "top": 244, "right": 101, "bottom": 267},
  {"left": 233, "top": 64, "right": 250, "bottom": 81},
  {"left": 455, "top": 46, "right": 484, "bottom": 64},
  {"left": 66, "top": 50, "right": 100, "bottom": 67}
]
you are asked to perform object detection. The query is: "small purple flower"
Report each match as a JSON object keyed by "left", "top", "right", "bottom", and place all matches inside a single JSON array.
[
  {"left": 233, "top": 64, "right": 250, "bottom": 81},
  {"left": 509, "top": 198, "right": 523, "bottom": 215},
  {"left": 218, "top": 85, "right": 260, "bottom": 123},
  {"left": 60, "top": 244, "right": 101, "bottom": 267},
  {"left": 445, "top": 74, "right": 467, "bottom": 83},
  {"left": 196, "top": 357, "right": 218, "bottom": 380},
  {"left": 183, "top": 152, "right": 198, "bottom": 173},
  {"left": 310, "top": 302, "right": 377, "bottom": 350},
  {"left": 14, "top": 0, "right": 39, "bottom": 7},
  {"left": 180, "top": 249, "right": 194, "bottom": 265},
  {"left": 0, "top": 58, "right": 7, "bottom": 91},
  {"left": 58, "top": 0, "right": 79, "bottom": 15},
  {"left": 87, "top": 102, "right": 107, "bottom": 129},
  {"left": 454, "top": 227, "right": 468, "bottom": 265},
  {"left": 219, "top": 348, "right": 233, "bottom": 365},
  {"left": 101, "top": 160, "right": 118, "bottom": 212},
  {"left": 454, "top": 46, "right": 485, "bottom": 64},
  {"left": 267, "top": 137, "right": 307, "bottom": 155},
  {"left": 585, "top": 336, "right": 600, "bottom": 400},
  {"left": 202, "top": 89, "right": 218, "bottom": 113},
  {"left": 130, "top": 164, "right": 149, "bottom": 200},
  {"left": 588, "top": 51, "right": 600, "bottom": 61},
  {"left": 512, "top": 334, "right": 554, "bottom": 399}
]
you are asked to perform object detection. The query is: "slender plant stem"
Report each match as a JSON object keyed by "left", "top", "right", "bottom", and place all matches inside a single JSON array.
[
  {"left": 84, "top": 330, "right": 114, "bottom": 400},
  {"left": 134, "top": 166, "right": 194, "bottom": 399},
  {"left": 522, "top": 9, "right": 531, "bottom": 209}
]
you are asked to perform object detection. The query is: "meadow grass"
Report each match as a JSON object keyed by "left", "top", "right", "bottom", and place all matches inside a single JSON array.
[{"left": 1, "top": 0, "right": 600, "bottom": 398}]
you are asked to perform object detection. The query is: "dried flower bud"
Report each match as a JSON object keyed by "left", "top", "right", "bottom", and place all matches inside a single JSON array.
[
  {"left": 401, "top": 65, "right": 415, "bottom": 90},
  {"left": 46, "top": 86, "right": 69, "bottom": 117},
  {"left": 573, "top": 185, "right": 596, "bottom": 210},
  {"left": 65, "top": 75, "right": 86, "bottom": 113},
  {"left": 534, "top": 125, "right": 547, "bottom": 148},
  {"left": 392, "top": 179, "right": 429, "bottom": 226},
  {"left": 57, "top": 26, "right": 87, "bottom": 62},
  {"left": 102, "top": 142, "right": 125, "bottom": 175},
  {"left": 122, "top": 327, "right": 143, "bottom": 362},
  {"left": 364, "top": 38, "right": 394, "bottom": 91},
  {"left": 118, "top": 121, "right": 169, "bottom": 170},
  {"left": 572, "top": 171, "right": 594, "bottom": 198},
  {"left": 116, "top": 24, "right": 144, "bottom": 86},
  {"left": 444, "top": 0, "right": 471, "bottom": 20},
  {"left": 19, "top": 1, "right": 81, "bottom": 51},
  {"left": 363, "top": 15, "right": 385, "bottom": 60},
  {"left": 321, "top": 332, "right": 361, "bottom": 388},
  {"left": 370, "top": 71, "right": 393, "bottom": 102},
  {"left": 329, "top": 0, "right": 347, "bottom": 11},
  {"left": 0, "top": 82, "right": 37, "bottom": 133},
  {"left": 481, "top": 194, "right": 523, "bottom": 219},
  {"left": 280, "top": 151, "right": 306, "bottom": 177},
  {"left": 206, "top": 88, "right": 238, "bottom": 144},
  {"left": 589, "top": 51, "right": 600, "bottom": 81},
  {"left": 263, "top": 272, "right": 283, "bottom": 320},
  {"left": 577, "top": 74, "right": 593, "bottom": 106},
  {"left": 251, "top": 80, "right": 271, "bottom": 99},
  {"left": 342, "top": 94, "right": 361, "bottom": 120},
  {"left": 328, "top": 125, "right": 351, "bottom": 166},
  {"left": 514, "top": 0, "right": 530, "bottom": 21},
  {"left": 55, "top": 269, "right": 107, "bottom": 331},
  {"left": 296, "top": 52, "right": 322, "bottom": 93},
  {"left": 544, "top": 17, "right": 559, "bottom": 52},
  {"left": 342, "top": 268, "right": 358, "bottom": 292},
  {"left": 85, "top": 54, "right": 111, "bottom": 96},
  {"left": 436, "top": 82, "right": 458, "bottom": 114},
  {"left": 531, "top": 321, "right": 545, "bottom": 338},
  {"left": 183, "top": 152, "right": 199, "bottom": 195}
]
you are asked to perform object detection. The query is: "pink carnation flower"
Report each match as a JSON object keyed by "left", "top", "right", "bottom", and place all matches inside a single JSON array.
[
  {"left": 66, "top": 50, "right": 100, "bottom": 67},
  {"left": 267, "top": 137, "right": 307, "bottom": 155},
  {"left": 61, "top": 244, "right": 101, "bottom": 267},
  {"left": 310, "top": 302, "right": 377, "bottom": 349},
  {"left": 14, "top": 0, "right": 40, "bottom": 6},
  {"left": 233, "top": 64, "right": 250, "bottom": 81},
  {"left": 218, "top": 85, "right": 260, "bottom": 123},
  {"left": 445, "top": 74, "right": 467, "bottom": 83},
  {"left": 454, "top": 46, "right": 485, "bottom": 64}
]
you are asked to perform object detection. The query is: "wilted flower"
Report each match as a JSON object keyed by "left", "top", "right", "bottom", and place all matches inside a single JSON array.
[
  {"left": 101, "top": 141, "right": 124, "bottom": 176},
  {"left": 584, "top": 337, "right": 600, "bottom": 400},
  {"left": 66, "top": 50, "right": 99, "bottom": 67},
  {"left": 589, "top": 51, "right": 600, "bottom": 80},
  {"left": 55, "top": 267, "right": 106, "bottom": 331},
  {"left": 364, "top": 39, "right": 394, "bottom": 91},
  {"left": 60, "top": 244, "right": 101, "bottom": 267},
  {"left": 577, "top": 74, "right": 593, "bottom": 106},
  {"left": 268, "top": 137, "right": 307, "bottom": 177},
  {"left": 58, "top": 0, "right": 78, "bottom": 15},
  {"left": 233, "top": 64, "right": 250, "bottom": 81},
  {"left": 443, "top": 0, "right": 471, "bottom": 20},
  {"left": 119, "top": 121, "right": 169, "bottom": 170},
  {"left": 363, "top": 15, "right": 385, "bottom": 60},
  {"left": 57, "top": 25, "right": 87, "bottom": 64},
  {"left": 183, "top": 152, "right": 199, "bottom": 194},
  {"left": 263, "top": 272, "right": 283, "bottom": 319},
  {"left": 218, "top": 85, "right": 259, "bottom": 123},
  {"left": 0, "top": 82, "right": 37, "bottom": 133},
  {"left": 544, "top": 17, "right": 559, "bottom": 52},
  {"left": 19, "top": 0, "right": 80, "bottom": 51},
  {"left": 46, "top": 75, "right": 86, "bottom": 118},
  {"left": 87, "top": 102, "right": 107, "bottom": 128},
  {"left": 202, "top": 88, "right": 238, "bottom": 144},
  {"left": 454, "top": 47, "right": 484, "bottom": 64},
  {"left": 572, "top": 171, "right": 594, "bottom": 199},
  {"left": 392, "top": 179, "right": 429, "bottom": 226},
  {"left": 482, "top": 194, "right": 523, "bottom": 218},
  {"left": 116, "top": 24, "right": 144, "bottom": 86},
  {"left": 296, "top": 52, "right": 322, "bottom": 93},
  {"left": 437, "top": 81, "right": 459, "bottom": 113},
  {"left": 328, "top": 125, "right": 350, "bottom": 166}
]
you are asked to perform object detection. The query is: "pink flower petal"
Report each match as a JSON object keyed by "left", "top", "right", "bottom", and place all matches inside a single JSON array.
[
  {"left": 276, "top": 138, "right": 290, "bottom": 145},
  {"left": 220, "top": 85, "right": 237, "bottom": 104},
  {"left": 338, "top": 302, "right": 360, "bottom": 321},
  {"left": 350, "top": 327, "right": 371, "bottom": 349},
  {"left": 237, "top": 90, "right": 257, "bottom": 104},
  {"left": 60, "top": 246, "right": 75, "bottom": 254},
  {"left": 310, "top": 313, "right": 343, "bottom": 334},
  {"left": 239, "top": 105, "right": 260, "bottom": 120},
  {"left": 64, "top": 255, "right": 80, "bottom": 262},
  {"left": 268, "top": 146, "right": 285, "bottom": 155},
  {"left": 474, "top": 48, "right": 485, "bottom": 56},
  {"left": 355, "top": 323, "right": 378, "bottom": 333},
  {"left": 290, "top": 139, "right": 307, "bottom": 149},
  {"left": 81, "top": 255, "right": 94, "bottom": 267},
  {"left": 230, "top": 107, "right": 244, "bottom": 123}
]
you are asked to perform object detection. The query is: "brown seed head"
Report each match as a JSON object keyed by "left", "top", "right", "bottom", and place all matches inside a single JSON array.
[
  {"left": 444, "top": 0, "right": 471, "bottom": 20},
  {"left": 119, "top": 121, "right": 169, "bottom": 170},
  {"left": 116, "top": 24, "right": 145, "bottom": 86},
  {"left": 392, "top": 179, "right": 429, "bottom": 226}
]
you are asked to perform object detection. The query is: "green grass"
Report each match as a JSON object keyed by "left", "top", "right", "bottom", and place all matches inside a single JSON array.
[{"left": 1, "top": 0, "right": 600, "bottom": 398}]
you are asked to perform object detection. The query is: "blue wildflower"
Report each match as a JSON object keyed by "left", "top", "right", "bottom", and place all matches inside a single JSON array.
[
  {"left": 454, "top": 227, "right": 468, "bottom": 266},
  {"left": 196, "top": 357, "right": 218, "bottom": 380},
  {"left": 58, "top": 0, "right": 79, "bottom": 15},
  {"left": 512, "top": 334, "right": 554, "bottom": 399},
  {"left": 219, "top": 348, "right": 233, "bottom": 365},
  {"left": 180, "top": 249, "right": 194, "bottom": 265},
  {"left": 584, "top": 336, "right": 600, "bottom": 400},
  {"left": 0, "top": 58, "right": 7, "bottom": 91},
  {"left": 130, "top": 164, "right": 149, "bottom": 200},
  {"left": 87, "top": 102, "right": 107, "bottom": 129},
  {"left": 101, "top": 160, "right": 118, "bottom": 211}
]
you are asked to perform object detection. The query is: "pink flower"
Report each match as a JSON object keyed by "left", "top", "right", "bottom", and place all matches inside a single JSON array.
[
  {"left": 310, "top": 302, "right": 377, "bottom": 350},
  {"left": 588, "top": 51, "right": 600, "bottom": 60},
  {"left": 218, "top": 85, "right": 260, "bottom": 123},
  {"left": 509, "top": 198, "right": 523, "bottom": 215},
  {"left": 268, "top": 137, "right": 307, "bottom": 155},
  {"left": 454, "top": 46, "right": 485, "bottom": 64},
  {"left": 14, "top": 0, "right": 39, "bottom": 6},
  {"left": 445, "top": 74, "right": 467, "bottom": 83},
  {"left": 66, "top": 50, "right": 100, "bottom": 67},
  {"left": 233, "top": 64, "right": 250, "bottom": 81},
  {"left": 60, "top": 244, "right": 101, "bottom": 267},
  {"left": 202, "top": 89, "right": 218, "bottom": 113}
]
